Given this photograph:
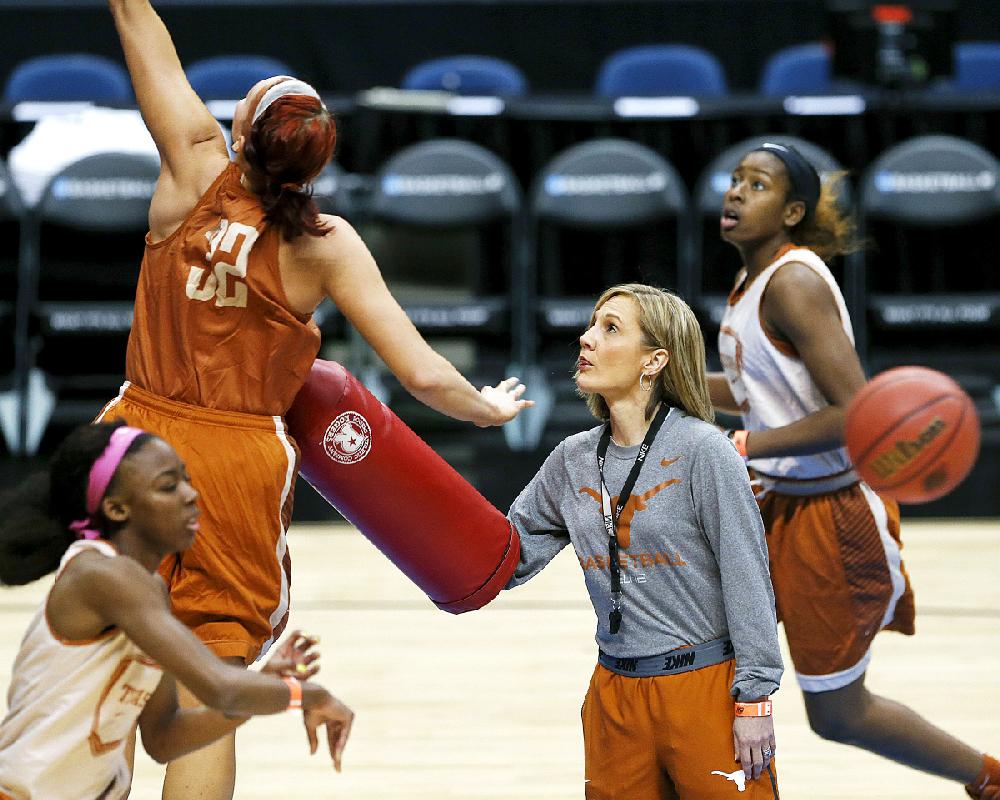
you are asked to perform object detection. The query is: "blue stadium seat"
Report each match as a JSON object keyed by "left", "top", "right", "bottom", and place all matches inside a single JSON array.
[
  {"left": 186, "top": 55, "right": 294, "bottom": 99},
  {"left": 2, "top": 54, "right": 132, "bottom": 103},
  {"left": 595, "top": 45, "right": 727, "bottom": 97},
  {"left": 953, "top": 42, "right": 1000, "bottom": 91},
  {"left": 401, "top": 56, "right": 528, "bottom": 96},
  {"left": 759, "top": 43, "right": 832, "bottom": 96}
]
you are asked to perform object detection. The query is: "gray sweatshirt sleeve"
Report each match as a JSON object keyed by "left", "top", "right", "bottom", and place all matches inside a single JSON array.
[
  {"left": 690, "top": 432, "right": 783, "bottom": 701},
  {"left": 506, "top": 441, "right": 572, "bottom": 588}
]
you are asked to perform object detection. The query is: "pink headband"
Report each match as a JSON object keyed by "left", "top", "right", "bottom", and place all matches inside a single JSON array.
[{"left": 69, "top": 426, "right": 147, "bottom": 540}]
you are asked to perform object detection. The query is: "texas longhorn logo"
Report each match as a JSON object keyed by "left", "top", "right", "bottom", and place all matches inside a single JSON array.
[
  {"left": 322, "top": 411, "right": 372, "bottom": 465},
  {"left": 578, "top": 459, "right": 682, "bottom": 548},
  {"left": 710, "top": 769, "right": 747, "bottom": 792}
]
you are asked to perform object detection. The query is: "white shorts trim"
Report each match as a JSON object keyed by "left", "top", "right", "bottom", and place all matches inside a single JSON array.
[
  {"left": 255, "top": 416, "right": 295, "bottom": 661},
  {"left": 797, "top": 648, "right": 872, "bottom": 693},
  {"left": 95, "top": 381, "right": 131, "bottom": 422},
  {"left": 858, "top": 481, "right": 907, "bottom": 630}
]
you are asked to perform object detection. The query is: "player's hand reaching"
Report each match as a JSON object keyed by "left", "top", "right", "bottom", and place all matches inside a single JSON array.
[
  {"left": 260, "top": 629, "right": 320, "bottom": 680},
  {"left": 477, "top": 377, "right": 534, "bottom": 426},
  {"left": 301, "top": 686, "right": 355, "bottom": 772}
]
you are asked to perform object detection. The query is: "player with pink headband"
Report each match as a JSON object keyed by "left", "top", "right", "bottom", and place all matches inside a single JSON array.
[
  {"left": 0, "top": 421, "right": 354, "bottom": 800},
  {"left": 102, "top": 0, "right": 531, "bottom": 797}
]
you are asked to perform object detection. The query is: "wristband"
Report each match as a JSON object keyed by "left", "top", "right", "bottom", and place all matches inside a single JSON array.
[
  {"left": 727, "top": 429, "right": 750, "bottom": 461},
  {"left": 282, "top": 676, "right": 303, "bottom": 711},
  {"left": 734, "top": 700, "right": 772, "bottom": 717}
]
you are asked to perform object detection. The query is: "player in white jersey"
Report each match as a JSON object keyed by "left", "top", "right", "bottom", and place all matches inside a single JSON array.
[
  {"left": 708, "top": 141, "right": 998, "bottom": 798},
  {"left": 0, "top": 421, "right": 353, "bottom": 800}
]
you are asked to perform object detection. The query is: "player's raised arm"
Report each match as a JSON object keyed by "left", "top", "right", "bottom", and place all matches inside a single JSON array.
[
  {"left": 303, "top": 216, "right": 532, "bottom": 426},
  {"left": 108, "top": 0, "right": 228, "bottom": 181}
]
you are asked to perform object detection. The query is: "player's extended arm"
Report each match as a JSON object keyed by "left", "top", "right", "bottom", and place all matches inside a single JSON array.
[
  {"left": 313, "top": 218, "right": 532, "bottom": 426},
  {"left": 73, "top": 557, "right": 353, "bottom": 767},
  {"left": 107, "top": 0, "right": 228, "bottom": 206},
  {"left": 745, "top": 261, "right": 867, "bottom": 459}
]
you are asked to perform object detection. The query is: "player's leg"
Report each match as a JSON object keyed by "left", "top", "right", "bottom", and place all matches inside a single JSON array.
[
  {"left": 802, "top": 673, "right": 986, "bottom": 785},
  {"left": 765, "top": 485, "right": 995, "bottom": 791},
  {"left": 160, "top": 657, "right": 243, "bottom": 800}
]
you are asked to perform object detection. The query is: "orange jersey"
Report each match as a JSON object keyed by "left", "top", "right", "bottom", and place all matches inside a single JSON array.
[{"left": 126, "top": 163, "right": 321, "bottom": 416}]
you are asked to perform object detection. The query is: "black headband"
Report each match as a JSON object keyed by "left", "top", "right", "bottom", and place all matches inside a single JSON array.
[{"left": 753, "top": 142, "right": 821, "bottom": 221}]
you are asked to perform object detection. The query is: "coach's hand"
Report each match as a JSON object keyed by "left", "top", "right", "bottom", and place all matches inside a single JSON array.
[{"left": 733, "top": 715, "right": 775, "bottom": 782}]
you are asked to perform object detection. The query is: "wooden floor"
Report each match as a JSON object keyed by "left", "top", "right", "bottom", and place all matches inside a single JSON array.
[{"left": 1, "top": 519, "right": 997, "bottom": 799}]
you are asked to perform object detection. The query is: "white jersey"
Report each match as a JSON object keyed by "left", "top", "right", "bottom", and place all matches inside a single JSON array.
[
  {"left": 718, "top": 245, "right": 857, "bottom": 492},
  {"left": 0, "top": 540, "right": 163, "bottom": 800}
]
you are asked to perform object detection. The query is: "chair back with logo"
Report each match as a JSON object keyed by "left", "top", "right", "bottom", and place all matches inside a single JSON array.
[
  {"left": 18, "top": 152, "right": 159, "bottom": 452},
  {"left": 357, "top": 140, "right": 523, "bottom": 430},
  {"left": 860, "top": 134, "right": 1000, "bottom": 428},
  {"left": 518, "top": 138, "right": 689, "bottom": 447}
]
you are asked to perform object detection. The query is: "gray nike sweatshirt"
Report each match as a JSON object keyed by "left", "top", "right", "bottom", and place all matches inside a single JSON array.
[{"left": 506, "top": 407, "right": 783, "bottom": 701}]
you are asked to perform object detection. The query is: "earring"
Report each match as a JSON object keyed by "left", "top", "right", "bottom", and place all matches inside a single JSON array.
[{"left": 639, "top": 373, "right": 653, "bottom": 392}]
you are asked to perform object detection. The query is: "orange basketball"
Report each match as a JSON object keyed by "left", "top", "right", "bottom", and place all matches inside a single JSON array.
[{"left": 845, "top": 366, "right": 980, "bottom": 504}]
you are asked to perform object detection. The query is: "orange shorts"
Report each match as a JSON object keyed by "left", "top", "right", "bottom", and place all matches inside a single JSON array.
[
  {"left": 759, "top": 482, "right": 916, "bottom": 692},
  {"left": 98, "top": 382, "right": 298, "bottom": 664},
  {"left": 582, "top": 661, "right": 779, "bottom": 800}
]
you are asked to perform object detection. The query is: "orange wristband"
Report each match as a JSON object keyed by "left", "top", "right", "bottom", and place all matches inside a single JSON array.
[
  {"left": 727, "top": 429, "right": 750, "bottom": 460},
  {"left": 282, "top": 676, "right": 303, "bottom": 711},
  {"left": 734, "top": 700, "right": 772, "bottom": 717}
]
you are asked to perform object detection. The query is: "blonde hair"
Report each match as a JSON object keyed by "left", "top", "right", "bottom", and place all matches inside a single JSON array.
[
  {"left": 580, "top": 283, "right": 715, "bottom": 424},
  {"left": 789, "top": 170, "right": 860, "bottom": 261}
]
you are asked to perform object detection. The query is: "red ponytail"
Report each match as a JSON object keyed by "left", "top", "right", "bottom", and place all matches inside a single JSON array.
[{"left": 244, "top": 94, "right": 337, "bottom": 240}]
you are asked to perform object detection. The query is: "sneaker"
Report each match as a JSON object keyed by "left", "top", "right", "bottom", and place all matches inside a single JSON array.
[{"left": 966, "top": 755, "right": 1000, "bottom": 799}]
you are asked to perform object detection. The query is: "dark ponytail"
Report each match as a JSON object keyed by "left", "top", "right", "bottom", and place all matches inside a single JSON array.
[
  {"left": 0, "top": 420, "right": 148, "bottom": 586},
  {"left": 244, "top": 94, "right": 337, "bottom": 241}
]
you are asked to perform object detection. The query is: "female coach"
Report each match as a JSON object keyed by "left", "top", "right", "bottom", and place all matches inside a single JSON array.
[{"left": 506, "top": 283, "right": 783, "bottom": 799}]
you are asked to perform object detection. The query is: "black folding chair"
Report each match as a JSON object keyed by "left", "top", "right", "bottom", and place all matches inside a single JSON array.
[
  {"left": 354, "top": 139, "right": 523, "bottom": 434},
  {"left": 517, "top": 138, "right": 690, "bottom": 448},
  {"left": 859, "top": 134, "right": 1000, "bottom": 430},
  {"left": 0, "top": 160, "right": 24, "bottom": 455},
  {"left": 16, "top": 152, "right": 159, "bottom": 454}
]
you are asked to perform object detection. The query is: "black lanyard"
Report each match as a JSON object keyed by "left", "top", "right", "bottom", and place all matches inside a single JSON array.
[{"left": 596, "top": 403, "right": 670, "bottom": 635}]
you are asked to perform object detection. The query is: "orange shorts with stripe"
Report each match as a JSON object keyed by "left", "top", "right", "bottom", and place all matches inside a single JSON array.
[
  {"left": 98, "top": 382, "right": 298, "bottom": 664},
  {"left": 582, "top": 660, "right": 779, "bottom": 800},
  {"left": 759, "top": 481, "right": 916, "bottom": 692}
]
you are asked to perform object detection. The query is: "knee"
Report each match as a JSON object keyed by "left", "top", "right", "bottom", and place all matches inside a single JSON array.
[{"left": 806, "top": 703, "right": 863, "bottom": 744}]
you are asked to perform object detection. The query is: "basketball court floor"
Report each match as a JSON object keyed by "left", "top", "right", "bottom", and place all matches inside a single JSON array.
[{"left": 1, "top": 518, "right": 996, "bottom": 799}]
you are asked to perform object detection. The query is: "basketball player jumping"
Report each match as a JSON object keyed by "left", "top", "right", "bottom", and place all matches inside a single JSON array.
[
  {"left": 710, "top": 141, "right": 998, "bottom": 797},
  {"left": 100, "top": 1, "right": 532, "bottom": 798}
]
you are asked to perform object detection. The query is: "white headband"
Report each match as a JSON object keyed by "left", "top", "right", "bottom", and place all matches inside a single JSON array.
[{"left": 252, "top": 79, "right": 324, "bottom": 125}]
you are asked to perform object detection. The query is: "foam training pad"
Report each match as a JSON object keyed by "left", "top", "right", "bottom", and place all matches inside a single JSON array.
[{"left": 285, "top": 359, "right": 521, "bottom": 613}]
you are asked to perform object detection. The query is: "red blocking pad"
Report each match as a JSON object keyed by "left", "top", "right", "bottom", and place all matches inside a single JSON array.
[{"left": 286, "top": 360, "right": 521, "bottom": 613}]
